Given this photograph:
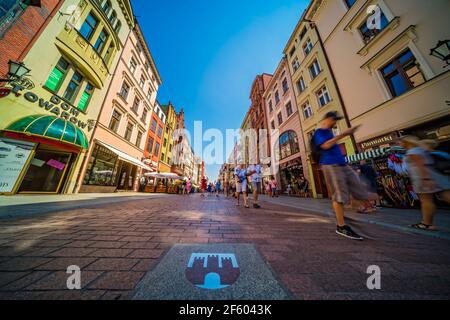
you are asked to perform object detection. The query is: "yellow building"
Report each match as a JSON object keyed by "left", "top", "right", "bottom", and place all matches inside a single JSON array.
[
  {"left": 284, "top": 17, "right": 356, "bottom": 198},
  {"left": 0, "top": 0, "right": 133, "bottom": 195},
  {"left": 159, "top": 102, "right": 177, "bottom": 173},
  {"left": 306, "top": 0, "right": 450, "bottom": 151}
]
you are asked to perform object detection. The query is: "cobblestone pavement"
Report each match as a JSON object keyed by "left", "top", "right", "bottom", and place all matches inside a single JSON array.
[{"left": 0, "top": 194, "right": 449, "bottom": 300}]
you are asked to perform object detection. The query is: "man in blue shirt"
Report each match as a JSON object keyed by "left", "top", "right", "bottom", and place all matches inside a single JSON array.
[{"left": 314, "top": 111, "right": 368, "bottom": 241}]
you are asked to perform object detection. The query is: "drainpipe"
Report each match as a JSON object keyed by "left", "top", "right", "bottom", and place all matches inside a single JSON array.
[{"left": 306, "top": 20, "right": 359, "bottom": 153}]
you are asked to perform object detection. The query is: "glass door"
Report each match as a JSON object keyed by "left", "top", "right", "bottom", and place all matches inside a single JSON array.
[{"left": 19, "top": 149, "right": 72, "bottom": 193}]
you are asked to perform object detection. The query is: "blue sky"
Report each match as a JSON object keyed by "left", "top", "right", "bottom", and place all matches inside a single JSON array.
[{"left": 132, "top": 0, "right": 309, "bottom": 179}]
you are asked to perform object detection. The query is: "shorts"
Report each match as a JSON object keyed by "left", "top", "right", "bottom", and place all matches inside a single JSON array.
[
  {"left": 322, "top": 164, "right": 368, "bottom": 204},
  {"left": 251, "top": 182, "right": 261, "bottom": 193},
  {"left": 236, "top": 181, "right": 247, "bottom": 193}
]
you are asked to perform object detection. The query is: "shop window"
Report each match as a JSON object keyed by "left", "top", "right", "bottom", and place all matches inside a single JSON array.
[
  {"left": 359, "top": 8, "right": 389, "bottom": 44},
  {"left": 77, "top": 83, "right": 94, "bottom": 112},
  {"left": 286, "top": 102, "right": 293, "bottom": 117},
  {"left": 146, "top": 137, "right": 154, "bottom": 153},
  {"left": 45, "top": 57, "right": 69, "bottom": 92},
  {"left": 63, "top": 71, "right": 83, "bottom": 103},
  {"left": 309, "top": 59, "right": 321, "bottom": 79},
  {"left": 136, "top": 131, "right": 143, "bottom": 148},
  {"left": 83, "top": 144, "right": 119, "bottom": 186},
  {"left": 109, "top": 109, "right": 121, "bottom": 132},
  {"left": 279, "top": 130, "right": 300, "bottom": 160},
  {"left": 79, "top": 12, "right": 98, "bottom": 41},
  {"left": 94, "top": 29, "right": 109, "bottom": 54},
  {"left": 380, "top": 49, "right": 426, "bottom": 98},
  {"left": 119, "top": 81, "right": 130, "bottom": 100},
  {"left": 124, "top": 122, "right": 134, "bottom": 141},
  {"left": 317, "top": 86, "right": 331, "bottom": 107}
]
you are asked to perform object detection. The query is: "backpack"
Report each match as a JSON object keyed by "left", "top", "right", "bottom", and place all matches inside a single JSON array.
[
  {"left": 430, "top": 151, "right": 450, "bottom": 175},
  {"left": 310, "top": 131, "right": 322, "bottom": 164}
]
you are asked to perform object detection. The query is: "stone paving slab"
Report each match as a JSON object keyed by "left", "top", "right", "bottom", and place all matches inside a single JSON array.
[{"left": 131, "top": 243, "right": 290, "bottom": 300}]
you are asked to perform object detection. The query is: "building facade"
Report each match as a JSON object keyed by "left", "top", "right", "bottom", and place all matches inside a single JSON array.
[
  {"left": 0, "top": 0, "right": 134, "bottom": 195},
  {"left": 307, "top": 0, "right": 450, "bottom": 153},
  {"left": 143, "top": 100, "right": 166, "bottom": 173},
  {"left": 284, "top": 17, "right": 355, "bottom": 198},
  {"left": 78, "top": 19, "right": 161, "bottom": 193},
  {"left": 0, "top": 0, "right": 62, "bottom": 78},
  {"left": 159, "top": 101, "right": 177, "bottom": 173},
  {"left": 264, "top": 57, "right": 309, "bottom": 192}
]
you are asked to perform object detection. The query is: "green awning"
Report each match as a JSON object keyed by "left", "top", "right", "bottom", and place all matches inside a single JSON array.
[{"left": 5, "top": 115, "right": 89, "bottom": 149}]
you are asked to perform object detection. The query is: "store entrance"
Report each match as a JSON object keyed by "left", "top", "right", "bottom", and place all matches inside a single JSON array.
[
  {"left": 19, "top": 148, "right": 73, "bottom": 193},
  {"left": 117, "top": 161, "right": 137, "bottom": 191}
]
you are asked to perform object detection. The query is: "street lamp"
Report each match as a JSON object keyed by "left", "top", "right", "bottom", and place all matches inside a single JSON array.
[
  {"left": 7, "top": 60, "right": 31, "bottom": 79},
  {"left": 430, "top": 40, "right": 450, "bottom": 66}
]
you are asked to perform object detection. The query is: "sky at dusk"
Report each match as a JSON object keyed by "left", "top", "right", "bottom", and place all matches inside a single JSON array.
[{"left": 132, "top": 0, "right": 309, "bottom": 179}]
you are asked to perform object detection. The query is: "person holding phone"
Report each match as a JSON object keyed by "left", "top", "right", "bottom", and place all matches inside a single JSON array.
[{"left": 313, "top": 111, "right": 369, "bottom": 241}]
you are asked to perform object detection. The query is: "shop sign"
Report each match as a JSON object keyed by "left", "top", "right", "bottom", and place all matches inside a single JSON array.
[
  {"left": 18, "top": 91, "right": 95, "bottom": 133},
  {"left": 360, "top": 132, "right": 398, "bottom": 150},
  {"left": 0, "top": 87, "right": 11, "bottom": 98},
  {"left": 0, "top": 138, "right": 35, "bottom": 193}
]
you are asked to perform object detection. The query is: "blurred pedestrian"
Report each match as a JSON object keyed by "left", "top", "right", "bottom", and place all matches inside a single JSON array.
[
  {"left": 216, "top": 180, "right": 221, "bottom": 197},
  {"left": 235, "top": 165, "right": 249, "bottom": 208},
  {"left": 248, "top": 162, "right": 262, "bottom": 208},
  {"left": 401, "top": 136, "right": 450, "bottom": 231},
  {"left": 313, "top": 111, "right": 368, "bottom": 240},
  {"left": 270, "top": 177, "right": 278, "bottom": 197}
]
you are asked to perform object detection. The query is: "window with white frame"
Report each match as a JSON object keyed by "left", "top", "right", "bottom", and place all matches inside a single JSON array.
[
  {"left": 297, "top": 77, "right": 306, "bottom": 93},
  {"left": 129, "top": 58, "right": 137, "bottom": 74},
  {"left": 309, "top": 59, "right": 321, "bottom": 79},
  {"left": 292, "top": 57, "right": 300, "bottom": 72},
  {"left": 303, "top": 38, "right": 313, "bottom": 56},
  {"left": 359, "top": 6, "right": 390, "bottom": 44},
  {"left": 316, "top": 86, "right": 331, "bottom": 107},
  {"left": 302, "top": 102, "right": 313, "bottom": 119},
  {"left": 119, "top": 81, "right": 130, "bottom": 100}
]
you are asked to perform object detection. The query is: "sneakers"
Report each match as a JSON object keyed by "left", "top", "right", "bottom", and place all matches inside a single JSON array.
[
  {"left": 336, "top": 225, "right": 364, "bottom": 241},
  {"left": 253, "top": 203, "right": 261, "bottom": 209}
]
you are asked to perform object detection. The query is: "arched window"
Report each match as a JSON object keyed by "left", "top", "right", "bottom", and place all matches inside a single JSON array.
[
  {"left": 102, "top": 0, "right": 111, "bottom": 15},
  {"left": 279, "top": 130, "right": 300, "bottom": 160},
  {"left": 114, "top": 20, "right": 121, "bottom": 33},
  {"left": 109, "top": 10, "right": 117, "bottom": 25}
]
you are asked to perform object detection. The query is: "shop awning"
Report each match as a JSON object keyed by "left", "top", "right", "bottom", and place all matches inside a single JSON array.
[
  {"left": 96, "top": 141, "right": 152, "bottom": 170},
  {"left": 345, "top": 147, "right": 388, "bottom": 163},
  {"left": 5, "top": 114, "right": 89, "bottom": 149},
  {"left": 144, "top": 172, "right": 183, "bottom": 179}
]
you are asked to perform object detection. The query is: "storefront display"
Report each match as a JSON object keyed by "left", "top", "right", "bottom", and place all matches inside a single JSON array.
[
  {"left": 0, "top": 138, "right": 35, "bottom": 193},
  {"left": 83, "top": 144, "right": 119, "bottom": 187}
]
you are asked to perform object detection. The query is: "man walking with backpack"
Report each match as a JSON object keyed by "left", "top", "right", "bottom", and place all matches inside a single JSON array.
[{"left": 312, "top": 111, "right": 368, "bottom": 240}]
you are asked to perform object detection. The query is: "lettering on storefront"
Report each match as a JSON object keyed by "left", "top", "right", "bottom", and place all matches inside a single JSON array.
[
  {"left": 22, "top": 92, "right": 94, "bottom": 132},
  {"left": 360, "top": 132, "right": 398, "bottom": 150}
]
